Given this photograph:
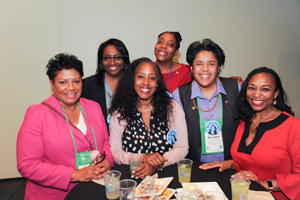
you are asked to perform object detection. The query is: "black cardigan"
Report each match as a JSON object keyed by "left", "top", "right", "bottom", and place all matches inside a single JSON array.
[{"left": 82, "top": 72, "right": 108, "bottom": 129}]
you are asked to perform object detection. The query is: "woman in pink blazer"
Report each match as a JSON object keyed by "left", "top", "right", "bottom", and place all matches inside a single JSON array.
[{"left": 17, "top": 53, "right": 113, "bottom": 200}]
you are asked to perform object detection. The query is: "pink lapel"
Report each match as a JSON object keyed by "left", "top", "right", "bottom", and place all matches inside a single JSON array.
[{"left": 42, "top": 95, "right": 93, "bottom": 150}]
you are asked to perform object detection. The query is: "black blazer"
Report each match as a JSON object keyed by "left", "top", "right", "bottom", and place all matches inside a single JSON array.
[{"left": 82, "top": 72, "right": 108, "bottom": 129}]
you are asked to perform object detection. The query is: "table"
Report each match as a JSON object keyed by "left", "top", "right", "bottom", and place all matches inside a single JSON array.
[{"left": 65, "top": 161, "right": 267, "bottom": 199}]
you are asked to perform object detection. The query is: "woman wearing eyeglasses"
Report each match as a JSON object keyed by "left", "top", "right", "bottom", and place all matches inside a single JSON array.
[
  {"left": 82, "top": 38, "right": 130, "bottom": 129},
  {"left": 154, "top": 31, "right": 192, "bottom": 94},
  {"left": 17, "top": 53, "right": 113, "bottom": 200}
]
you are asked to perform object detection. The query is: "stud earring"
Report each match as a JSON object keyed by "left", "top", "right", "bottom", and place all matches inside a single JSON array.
[{"left": 273, "top": 99, "right": 277, "bottom": 105}]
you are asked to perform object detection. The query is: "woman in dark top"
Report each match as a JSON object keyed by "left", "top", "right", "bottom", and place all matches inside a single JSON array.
[
  {"left": 172, "top": 38, "right": 241, "bottom": 163},
  {"left": 82, "top": 38, "right": 130, "bottom": 128}
]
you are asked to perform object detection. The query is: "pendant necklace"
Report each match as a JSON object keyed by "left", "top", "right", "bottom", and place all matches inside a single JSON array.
[{"left": 250, "top": 106, "right": 275, "bottom": 134}]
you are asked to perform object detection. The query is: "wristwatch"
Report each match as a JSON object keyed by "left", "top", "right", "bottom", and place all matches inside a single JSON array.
[{"left": 267, "top": 180, "right": 273, "bottom": 192}]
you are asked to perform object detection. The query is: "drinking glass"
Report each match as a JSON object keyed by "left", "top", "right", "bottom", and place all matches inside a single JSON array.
[
  {"left": 104, "top": 170, "right": 122, "bottom": 200},
  {"left": 177, "top": 159, "right": 193, "bottom": 183},
  {"left": 129, "top": 155, "right": 142, "bottom": 175},
  {"left": 119, "top": 179, "right": 137, "bottom": 200},
  {"left": 230, "top": 178, "right": 250, "bottom": 200}
]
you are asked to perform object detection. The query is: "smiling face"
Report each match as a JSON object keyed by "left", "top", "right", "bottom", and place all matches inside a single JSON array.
[
  {"left": 246, "top": 72, "right": 279, "bottom": 113},
  {"left": 134, "top": 62, "right": 158, "bottom": 104},
  {"left": 154, "top": 32, "right": 178, "bottom": 62},
  {"left": 50, "top": 68, "right": 82, "bottom": 108},
  {"left": 192, "top": 50, "right": 220, "bottom": 91},
  {"left": 102, "top": 45, "right": 125, "bottom": 77}
]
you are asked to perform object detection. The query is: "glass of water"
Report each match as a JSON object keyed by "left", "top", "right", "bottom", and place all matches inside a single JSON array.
[{"left": 119, "top": 179, "right": 137, "bottom": 200}]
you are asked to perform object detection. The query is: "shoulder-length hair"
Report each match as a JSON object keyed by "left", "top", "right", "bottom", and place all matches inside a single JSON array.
[
  {"left": 239, "top": 66, "right": 294, "bottom": 121},
  {"left": 110, "top": 57, "right": 173, "bottom": 129},
  {"left": 96, "top": 38, "right": 130, "bottom": 84}
]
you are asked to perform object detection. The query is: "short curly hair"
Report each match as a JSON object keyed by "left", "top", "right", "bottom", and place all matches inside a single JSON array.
[
  {"left": 46, "top": 53, "right": 83, "bottom": 81},
  {"left": 110, "top": 57, "right": 173, "bottom": 130}
]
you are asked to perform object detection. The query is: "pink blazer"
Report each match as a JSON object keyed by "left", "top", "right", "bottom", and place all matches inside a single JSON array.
[{"left": 17, "top": 95, "right": 113, "bottom": 200}]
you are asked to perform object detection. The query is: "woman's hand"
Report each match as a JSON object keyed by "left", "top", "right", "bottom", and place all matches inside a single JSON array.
[
  {"left": 143, "top": 153, "right": 168, "bottom": 169},
  {"left": 229, "top": 76, "right": 244, "bottom": 86},
  {"left": 94, "top": 158, "right": 111, "bottom": 173},
  {"left": 231, "top": 170, "right": 268, "bottom": 189},
  {"left": 71, "top": 158, "right": 111, "bottom": 182},
  {"left": 199, "top": 160, "right": 234, "bottom": 172},
  {"left": 71, "top": 165, "right": 103, "bottom": 182},
  {"left": 131, "top": 162, "right": 156, "bottom": 179}
]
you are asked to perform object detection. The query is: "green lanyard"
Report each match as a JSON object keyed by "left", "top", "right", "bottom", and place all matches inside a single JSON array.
[
  {"left": 61, "top": 102, "right": 98, "bottom": 153},
  {"left": 197, "top": 95, "right": 224, "bottom": 154}
]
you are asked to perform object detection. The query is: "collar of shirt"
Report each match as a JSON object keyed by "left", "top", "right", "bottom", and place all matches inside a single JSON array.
[{"left": 190, "top": 78, "right": 227, "bottom": 100}]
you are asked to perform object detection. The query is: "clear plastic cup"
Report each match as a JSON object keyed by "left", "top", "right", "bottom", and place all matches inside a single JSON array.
[
  {"left": 177, "top": 158, "right": 193, "bottom": 183},
  {"left": 129, "top": 155, "right": 142, "bottom": 175},
  {"left": 119, "top": 179, "right": 137, "bottom": 200},
  {"left": 104, "top": 170, "right": 122, "bottom": 200},
  {"left": 230, "top": 178, "right": 251, "bottom": 200}
]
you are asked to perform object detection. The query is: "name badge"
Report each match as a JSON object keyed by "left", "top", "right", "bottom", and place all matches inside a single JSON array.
[
  {"left": 202, "top": 120, "right": 224, "bottom": 154},
  {"left": 75, "top": 151, "right": 93, "bottom": 169}
]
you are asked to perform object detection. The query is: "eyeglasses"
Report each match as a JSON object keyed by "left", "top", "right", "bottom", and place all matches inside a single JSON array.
[
  {"left": 102, "top": 56, "right": 123, "bottom": 62},
  {"left": 90, "top": 151, "right": 106, "bottom": 165}
]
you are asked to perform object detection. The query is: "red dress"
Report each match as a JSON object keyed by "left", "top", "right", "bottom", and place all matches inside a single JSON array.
[
  {"left": 162, "top": 63, "right": 192, "bottom": 94},
  {"left": 231, "top": 112, "right": 300, "bottom": 200}
]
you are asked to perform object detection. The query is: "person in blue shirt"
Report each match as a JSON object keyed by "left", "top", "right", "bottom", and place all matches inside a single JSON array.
[{"left": 172, "top": 38, "right": 241, "bottom": 163}]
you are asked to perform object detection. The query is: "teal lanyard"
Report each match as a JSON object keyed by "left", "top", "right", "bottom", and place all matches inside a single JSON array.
[
  {"left": 61, "top": 102, "right": 98, "bottom": 153},
  {"left": 104, "top": 77, "right": 111, "bottom": 116}
]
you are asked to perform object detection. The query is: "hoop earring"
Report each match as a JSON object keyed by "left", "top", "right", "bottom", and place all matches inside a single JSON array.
[
  {"left": 124, "top": 63, "right": 127, "bottom": 69},
  {"left": 100, "top": 64, "right": 103, "bottom": 69},
  {"left": 273, "top": 99, "right": 277, "bottom": 105},
  {"left": 190, "top": 72, "right": 193, "bottom": 77},
  {"left": 151, "top": 49, "right": 154, "bottom": 55}
]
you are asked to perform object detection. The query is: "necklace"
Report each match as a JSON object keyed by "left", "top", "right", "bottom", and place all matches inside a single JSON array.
[
  {"left": 137, "top": 106, "right": 153, "bottom": 112},
  {"left": 191, "top": 81, "right": 219, "bottom": 112},
  {"left": 250, "top": 106, "right": 275, "bottom": 134}
]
